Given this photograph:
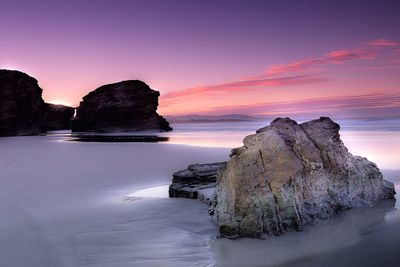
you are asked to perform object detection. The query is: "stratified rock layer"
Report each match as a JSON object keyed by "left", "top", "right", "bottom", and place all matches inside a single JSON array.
[
  {"left": 169, "top": 162, "right": 226, "bottom": 204},
  {"left": 45, "top": 104, "right": 75, "bottom": 131},
  {"left": 0, "top": 70, "right": 45, "bottom": 136},
  {"left": 71, "top": 80, "right": 172, "bottom": 132},
  {"left": 211, "top": 117, "right": 395, "bottom": 239}
]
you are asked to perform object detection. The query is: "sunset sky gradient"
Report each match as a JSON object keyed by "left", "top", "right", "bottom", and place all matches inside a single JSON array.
[{"left": 1, "top": 0, "right": 399, "bottom": 118}]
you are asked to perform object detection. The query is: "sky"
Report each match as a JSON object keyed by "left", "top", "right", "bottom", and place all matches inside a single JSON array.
[{"left": 1, "top": 0, "right": 400, "bottom": 118}]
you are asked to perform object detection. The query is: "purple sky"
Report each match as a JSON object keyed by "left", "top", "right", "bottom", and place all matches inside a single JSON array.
[{"left": 1, "top": 0, "right": 400, "bottom": 117}]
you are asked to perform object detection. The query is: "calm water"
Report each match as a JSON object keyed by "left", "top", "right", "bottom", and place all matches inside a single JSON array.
[{"left": 163, "top": 117, "right": 400, "bottom": 170}]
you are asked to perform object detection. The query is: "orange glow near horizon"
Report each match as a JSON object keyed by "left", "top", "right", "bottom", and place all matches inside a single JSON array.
[{"left": 46, "top": 100, "right": 74, "bottom": 107}]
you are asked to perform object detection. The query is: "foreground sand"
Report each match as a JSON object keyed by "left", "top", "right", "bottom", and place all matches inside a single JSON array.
[{"left": 0, "top": 134, "right": 399, "bottom": 266}]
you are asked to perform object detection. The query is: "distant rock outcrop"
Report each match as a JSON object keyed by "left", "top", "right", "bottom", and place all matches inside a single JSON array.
[
  {"left": 210, "top": 117, "right": 395, "bottom": 238},
  {"left": 169, "top": 162, "right": 226, "bottom": 204},
  {"left": 0, "top": 69, "right": 46, "bottom": 136},
  {"left": 45, "top": 104, "right": 75, "bottom": 131},
  {"left": 71, "top": 80, "right": 172, "bottom": 132}
]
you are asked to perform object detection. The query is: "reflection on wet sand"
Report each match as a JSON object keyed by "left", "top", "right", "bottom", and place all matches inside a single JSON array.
[
  {"left": 212, "top": 200, "right": 398, "bottom": 267},
  {"left": 277, "top": 205, "right": 400, "bottom": 267}
]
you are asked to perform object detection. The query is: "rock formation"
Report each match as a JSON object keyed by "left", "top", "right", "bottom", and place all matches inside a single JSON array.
[
  {"left": 0, "top": 71, "right": 170, "bottom": 134},
  {"left": 0, "top": 69, "right": 77, "bottom": 135},
  {"left": 0, "top": 69, "right": 46, "bottom": 136},
  {"left": 70, "top": 80, "right": 172, "bottom": 132},
  {"left": 167, "top": 117, "right": 395, "bottom": 239},
  {"left": 210, "top": 117, "right": 395, "bottom": 238},
  {"left": 169, "top": 162, "right": 226, "bottom": 204},
  {"left": 45, "top": 104, "right": 75, "bottom": 131}
]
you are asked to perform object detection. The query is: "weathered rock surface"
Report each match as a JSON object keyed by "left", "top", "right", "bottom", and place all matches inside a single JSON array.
[
  {"left": 209, "top": 117, "right": 395, "bottom": 239},
  {"left": 71, "top": 80, "right": 172, "bottom": 132},
  {"left": 45, "top": 104, "right": 75, "bottom": 130},
  {"left": 169, "top": 162, "right": 226, "bottom": 204},
  {"left": 0, "top": 69, "right": 46, "bottom": 136}
]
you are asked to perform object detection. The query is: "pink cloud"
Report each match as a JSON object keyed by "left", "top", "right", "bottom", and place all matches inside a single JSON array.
[
  {"left": 192, "top": 91, "right": 400, "bottom": 118},
  {"left": 161, "top": 74, "right": 328, "bottom": 100},
  {"left": 266, "top": 49, "right": 376, "bottom": 75},
  {"left": 368, "top": 38, "right": 400, "bottom": 47},
  {"left": 161, "top": 38, "right": 400, "bottom": 114},
  {"left": 266, "top": 39, "right": 400, "bottom": 76}
]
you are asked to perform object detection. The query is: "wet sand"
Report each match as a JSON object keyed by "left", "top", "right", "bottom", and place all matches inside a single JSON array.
[{"left": 0, "top": 129, "right": 398, "bottom": 266}]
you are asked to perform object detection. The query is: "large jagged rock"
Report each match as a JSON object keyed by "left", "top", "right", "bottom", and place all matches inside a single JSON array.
[
  {"left": 45, "top": 104, "right": 75, "bottom": 131},
  {"left": 210, "top": 117, "right": 395, "bottom": 239},
  {"left": 70, "top": 80, "right": 172, "bottom": 132},
  {"left": 0, "top": 69, "right": 46, "bottom": 136},
  {"left": 169, "top": 162, "right": 226, "bottom": 204}
]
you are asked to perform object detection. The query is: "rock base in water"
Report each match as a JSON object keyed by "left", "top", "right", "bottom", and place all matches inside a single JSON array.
[
  {"left": 70, "top": 134, "right": 169, "bottom": 143},
  {"left": 210, "top": 117, "right": 395, "bottom": 238}
]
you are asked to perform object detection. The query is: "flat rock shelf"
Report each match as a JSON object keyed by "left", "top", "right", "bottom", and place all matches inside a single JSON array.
[{"left": 69, "top": 135, "right": 169, "bottom": 143}]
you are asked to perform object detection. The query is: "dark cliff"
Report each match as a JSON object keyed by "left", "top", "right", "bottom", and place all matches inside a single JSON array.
[{"left": 71, "top": 80, "right": 172, "bottom": 132}]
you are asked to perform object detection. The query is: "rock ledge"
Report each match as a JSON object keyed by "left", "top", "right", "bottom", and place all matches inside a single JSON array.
[{"left": 169, "top": 162, "right": 226, "bottom": 205}]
